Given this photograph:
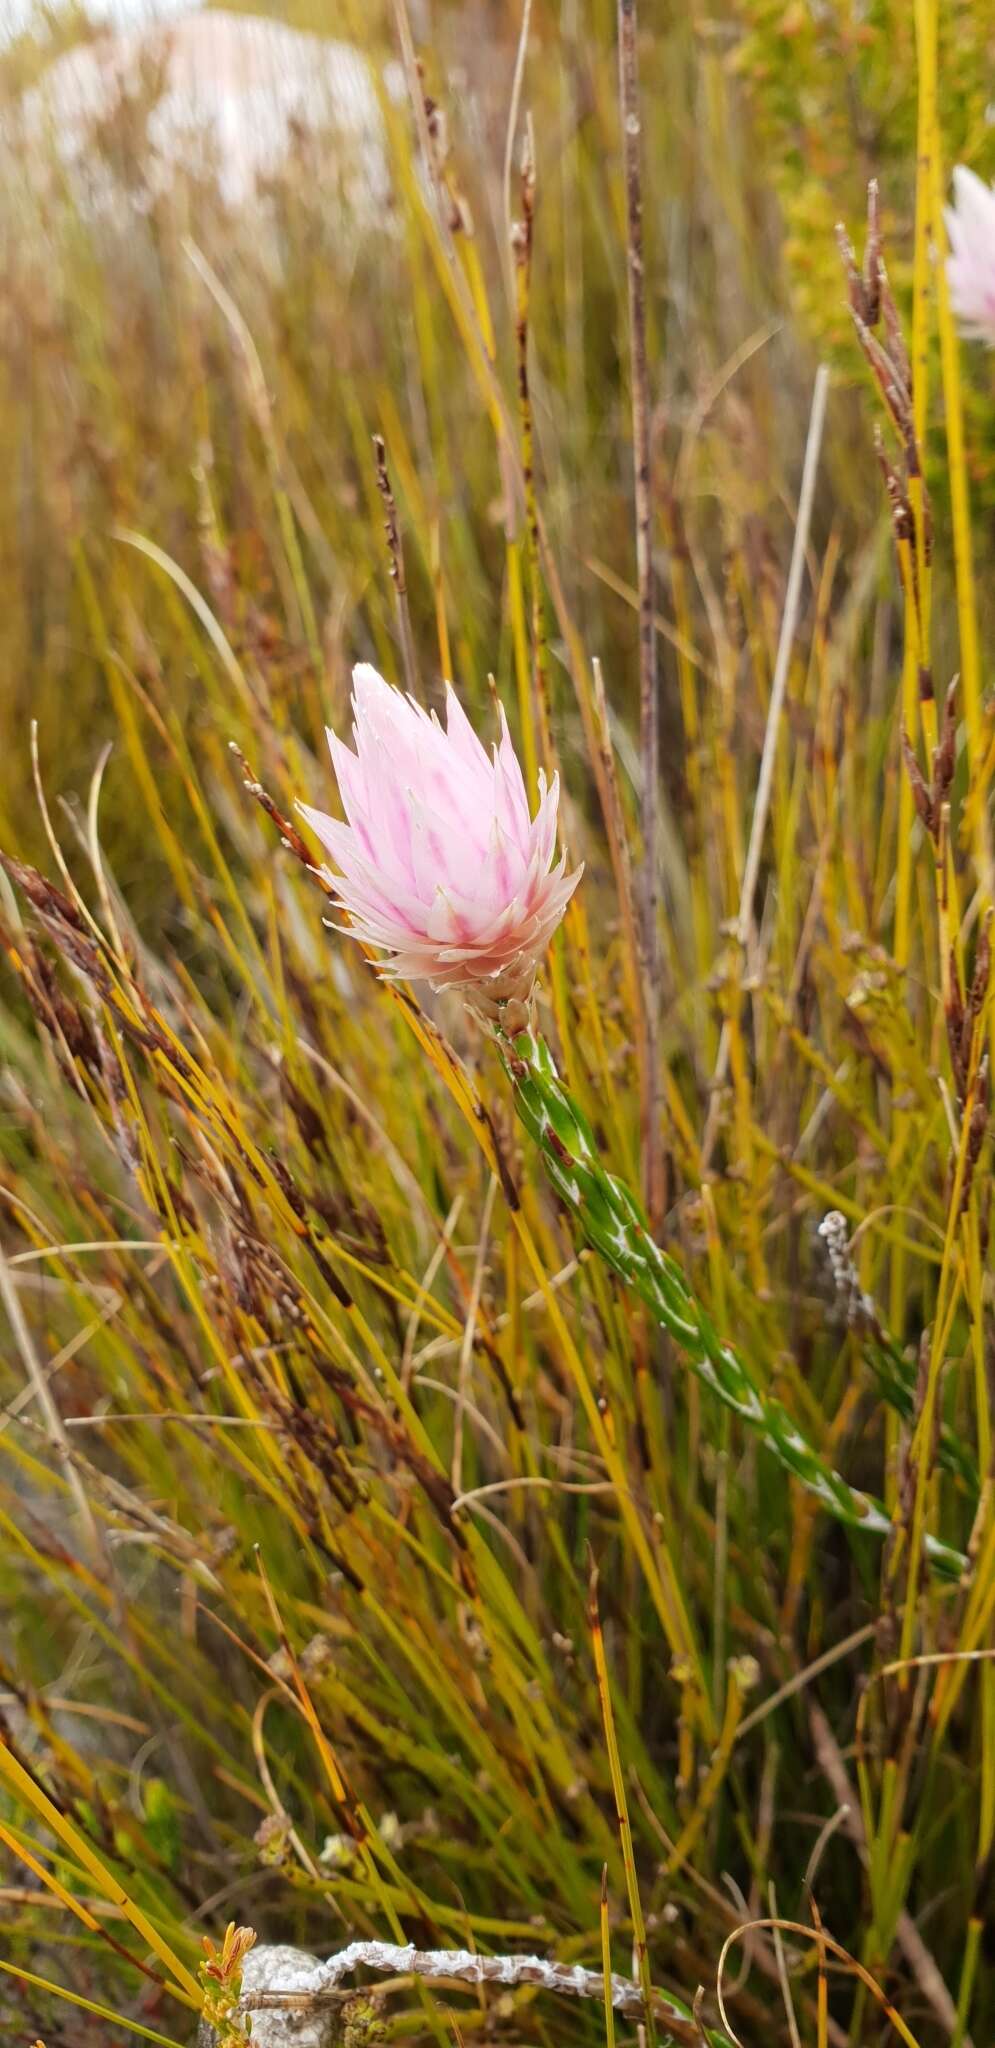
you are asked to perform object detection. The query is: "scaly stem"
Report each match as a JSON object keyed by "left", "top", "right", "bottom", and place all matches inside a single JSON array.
[{"left": 500, "top": 1028, "right": 964, "bottom": 1580}]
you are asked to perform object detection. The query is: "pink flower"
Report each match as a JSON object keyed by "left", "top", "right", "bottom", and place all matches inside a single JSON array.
[
  {"left": 299, "top": 665, "right": 581, "bottom": 1021},
  {"left": 946, "top": 166, "right": 995, "bottom": 345}
]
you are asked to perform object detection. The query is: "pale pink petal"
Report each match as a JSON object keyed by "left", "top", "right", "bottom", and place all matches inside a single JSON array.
[
  {"left": 325, "top": 728, "right": 368, "bottom": 825},
  {"left": 443, "top": 683, "right": 492, "bottom": 778},
  {"left": 494, "top": 711, "right": 531, "bottom": 852}
]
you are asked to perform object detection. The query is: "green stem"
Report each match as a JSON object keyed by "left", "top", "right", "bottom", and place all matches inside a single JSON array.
[{"left": 500, "top": 1029, "right": 965, "bottom": 1582}]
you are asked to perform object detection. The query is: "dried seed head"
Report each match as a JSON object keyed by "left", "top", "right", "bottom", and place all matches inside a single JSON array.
[{"left": 900, "top": 728, "right": 934, "bottom": 838}]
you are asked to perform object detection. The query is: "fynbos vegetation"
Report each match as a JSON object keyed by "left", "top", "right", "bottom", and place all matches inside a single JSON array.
[{"left": 1, "top": 1, "right": 994, "bottom": 2044}]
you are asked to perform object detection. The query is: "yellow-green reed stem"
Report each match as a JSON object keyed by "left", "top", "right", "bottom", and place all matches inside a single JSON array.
[
  {"left": 700, "top": 1183, "right": 730, "bottom": 1712},
  {"left": 896, "top": 1065, "right": 979, "bottom": 1667},
  {"left": 963, "top": 1191, "right": 992, "bottom": 1476},
  {"left": 911, "top": 0, "right": 936, "bottom": 756},
  {"left": 927, "top": 111, "right": 993, "bottom": 902},
  {"left": 589, "top": 1561, "right": 657, "bottom": 2047},
  {"left": 512, "top": 166, "right": 554, "bottom": 787},
  {"left": 662, "top": 1667, "right": 744, "bottom": 1880},
  {"left": 599, "top": 1865, "right": 617, "bottom": 2048},
  {"left": 589, "top": 654, "right": 645, "bottom": 1052},
  {"left": 894, "top": 537, "right": 923, "bottom": 973},
  {"left": 0, "top": 1745, "right": 200, "bottom": 2006},
  {"left": 507, "top": 534, "right": 539, "bottom": 800},
  {"left": 661, "top": 508, "right": 714, "bottom": 1051},
  {"left": 724, "top": 998, "right": 767, "bottom": 1296},
  {"left": 932, "top": 1569, "right": 995, "bottom": 1750},
  {"left": 981, "top": 1664, "right": 995, "bottom": 1877},
  {"left": 888, "top": 533, "right": 924, "bottom": 1369},
  {"left": 430, "top": 516, "right": 453, "bottom": 682},
  {"left": 618, "top": 0, "right": 665, "bottom": 1232},
  {"left": 952, "top": 1919, "right": 983, "bottom": 2048}
]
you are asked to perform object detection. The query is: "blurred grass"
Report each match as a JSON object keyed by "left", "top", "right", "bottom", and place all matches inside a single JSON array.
[{"left": 0, "top": 0, "right": 994, "bottom": 2043}]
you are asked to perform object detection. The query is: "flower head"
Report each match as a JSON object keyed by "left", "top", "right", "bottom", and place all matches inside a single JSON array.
[
  {"left": 946, "top": 166, "right": 995, "bottom": 344},
  {"left": 299, "top": 665, "right": 581, "bottom": 1022}
]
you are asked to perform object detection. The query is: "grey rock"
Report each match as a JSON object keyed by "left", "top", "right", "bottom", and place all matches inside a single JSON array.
[{"left": 196, "top": 1944, "right": 337, "bottom": 2048}]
